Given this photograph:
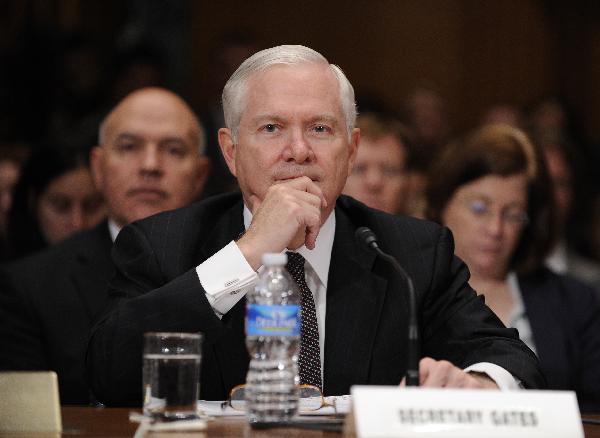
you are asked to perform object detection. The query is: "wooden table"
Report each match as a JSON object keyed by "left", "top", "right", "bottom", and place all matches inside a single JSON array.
[
  {"left": 0, "top": 407, "right": 343, "bottom": 437},
  {"left": 0, "top": 407, "right": 598, "bottom": 437}
]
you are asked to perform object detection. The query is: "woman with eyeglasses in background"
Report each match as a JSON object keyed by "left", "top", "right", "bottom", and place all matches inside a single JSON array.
[{"left": 425, "top": 124, "right": 600, "bottom": 413}]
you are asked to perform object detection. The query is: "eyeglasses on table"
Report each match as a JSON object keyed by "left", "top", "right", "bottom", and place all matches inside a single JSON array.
[{"left": 221, "top": 384, "right": 337, "bottom": 414}]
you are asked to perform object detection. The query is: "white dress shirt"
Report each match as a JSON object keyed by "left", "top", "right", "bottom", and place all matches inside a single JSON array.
[
  {"left": 194, "top": 206, "right": 520, "bottom": 389},
  {"left": 108, "top": 219, "right": 121, "bottom": 243},
  {"left": 507, "top": 271, "right": 537, "bottom": 354}
]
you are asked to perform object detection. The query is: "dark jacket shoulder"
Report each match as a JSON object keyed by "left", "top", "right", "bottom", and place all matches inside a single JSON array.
[
  {"left": 336, "top": 195, "right": 448, "bottom": 253},
  {"left": 124, "top": 192, "right": 243, "bottom": 244},
  {"left": 520, "top": 267, "right": 600, "bottom": 311},
  {"left": 1, "top": 221, "right": 112, "bottom": 285},
  {"left": 337, "top": 195, "right": 441, "bottom": 232},
  {"left": 113, "top": 193, "right": 244, "bottom": 283}
]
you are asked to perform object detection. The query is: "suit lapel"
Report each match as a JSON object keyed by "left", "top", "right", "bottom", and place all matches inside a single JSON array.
[{"left": 323, "top": 206, "right": 387, "bottom": 395}]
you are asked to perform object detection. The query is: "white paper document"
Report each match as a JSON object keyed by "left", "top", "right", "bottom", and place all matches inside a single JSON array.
[{"left": 198, "top": 395, "right": 351, "bottom": 417}]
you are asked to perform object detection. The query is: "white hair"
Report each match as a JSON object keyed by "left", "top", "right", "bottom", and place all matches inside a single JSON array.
[{"left": 222, "top": 45, "right": 357, "bottom": 142}]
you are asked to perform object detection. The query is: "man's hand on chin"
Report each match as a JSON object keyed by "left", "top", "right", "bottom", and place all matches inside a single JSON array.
[
  {"left": 237, "top": 176, "right": 327, "bottom": 270},
  {"left": 400, "top": 357, "right": 499, "bottom": 389}
]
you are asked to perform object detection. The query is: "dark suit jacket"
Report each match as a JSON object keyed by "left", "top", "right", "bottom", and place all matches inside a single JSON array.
[
  {"left": 519, "top": 268, "right": 600, "bottom": 413},
  {"left": 87, "top": 193, "right": 544, "bottom": 406},
  {"left": 0, "top": 221, "right": 114, "bottom": 404}
]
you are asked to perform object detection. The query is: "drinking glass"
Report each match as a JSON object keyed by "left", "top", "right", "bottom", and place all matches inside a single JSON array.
[{"left": 142, "top": 332, "right": 202, "bottom": 421}]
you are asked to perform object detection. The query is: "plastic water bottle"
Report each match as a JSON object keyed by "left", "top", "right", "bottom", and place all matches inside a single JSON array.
[{"left": 245, "top": 252, "right": 300, "bottom": 423}]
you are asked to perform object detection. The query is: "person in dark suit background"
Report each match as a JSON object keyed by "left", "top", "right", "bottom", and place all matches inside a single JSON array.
[
  {"left": 425, "top": 124, "right": 600, "bottom": 412},
  {"left": 86, "top": 45, "right": 544, "bottom": 406},
  {"left": 0, "top": 87, "right": 210, "bottom": 404}
]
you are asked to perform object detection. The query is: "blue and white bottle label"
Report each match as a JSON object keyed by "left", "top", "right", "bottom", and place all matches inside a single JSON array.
[{"left": 246, "top": 304, "right": 301, "bottom": 336}]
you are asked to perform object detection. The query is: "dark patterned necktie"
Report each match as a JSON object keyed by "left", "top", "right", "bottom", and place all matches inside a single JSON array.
[{"left": 286, "top": 251, "right": 322, "bottom": 389}]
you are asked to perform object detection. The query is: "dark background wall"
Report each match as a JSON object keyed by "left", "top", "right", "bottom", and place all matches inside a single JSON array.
[
  {"left": 3, "top": 0, "right": 600, "bottom": 257},
  {"left": 2, "top": 0, "right": 599, "bottom": 141},
  {"left": 187, "top": 0, "right": 600, "bottom": 141}
]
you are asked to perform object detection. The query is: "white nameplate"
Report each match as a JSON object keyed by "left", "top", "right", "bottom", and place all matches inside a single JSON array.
[{"left": 351, "top": 386, "right": 583, "bottom": 438}]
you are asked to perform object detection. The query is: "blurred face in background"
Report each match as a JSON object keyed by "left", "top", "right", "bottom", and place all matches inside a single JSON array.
[
  {"left": 441, "top": 173, "right": 529, "bottom": 280},
  {"left": 0, "top": 159, "right": 20, "bottom": 230},
  {"left": 544, "top": 147, "right": 572, "bottom": 230},
  {"left": 36, "top": 166, "right": 105, "bottom": 244},
  {"left": 343, "top": 134, "right": 408, "bottom": 214},
  {"left": 407, "top": 88, "right": 448, "bottom": 148},
  {"left": 91, "top": 88, "right": 208, "bottom": 228}
]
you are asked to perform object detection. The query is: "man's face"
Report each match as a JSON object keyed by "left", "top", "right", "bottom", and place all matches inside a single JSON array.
[
  {"left": 219, "top": 63, "right": 359, "bottom": 218},
  {"left": 343, "top": 135, "right": 408, "bottom": 214},
  {"left": 91, "top": 90, "right": 208, "bottom": 227}
]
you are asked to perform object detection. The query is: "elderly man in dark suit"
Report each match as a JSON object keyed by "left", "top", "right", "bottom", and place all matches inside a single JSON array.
[
  {"left": 86, "top": 46, "right": 544, "bottom": 406},
  {"left": 0, "top": 87, "right": 209, "bottom": 404}
]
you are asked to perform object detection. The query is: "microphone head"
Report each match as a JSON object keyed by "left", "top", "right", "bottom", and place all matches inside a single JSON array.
[{"left": 355, "top": 226, "right": 378, "bottom": 249}]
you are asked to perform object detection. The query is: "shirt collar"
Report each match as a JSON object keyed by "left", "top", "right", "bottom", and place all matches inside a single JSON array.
[
  {"left": 507, "top": 270, "right": 526, "bottom": 320},
  {"left": 243, "top": 205, "right": 335, "bottom": 287},
  {"left": 108, "top": 219, "right": 122, "bottom": 242}
]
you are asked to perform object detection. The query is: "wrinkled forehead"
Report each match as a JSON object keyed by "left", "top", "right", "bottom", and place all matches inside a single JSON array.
[
  {"left": 252, "top": 61, "right": 338, "bottom": 89},
  {"left": 241, "top": 63, "right": 344, "bottom": 117}
]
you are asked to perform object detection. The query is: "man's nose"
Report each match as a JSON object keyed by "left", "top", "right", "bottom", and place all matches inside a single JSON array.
[
  {"left": 285, "top": 130, "right": 314, "bottom": 163},
  {"left": 140, "top": 145, "right": 162, "bottom": 175},
  {"left": 69, "top": 205, "right": 86, "bottom": 231},
  {"left": 364, "top": 167, "right": 384, "bottom": 190}
]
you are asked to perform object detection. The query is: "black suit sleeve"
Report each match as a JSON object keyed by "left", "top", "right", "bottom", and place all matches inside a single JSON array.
[
  {"left": 86, "top": 223, "right": 228, "bottom": 406},
  {"left": 418, "top": 227, "right": 546, "bottom": 389},
  {"left": 0, "top": 266, "right": 48, "bottom": 371}
]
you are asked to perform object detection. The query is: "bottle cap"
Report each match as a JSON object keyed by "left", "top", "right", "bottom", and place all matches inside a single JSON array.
[{"left": 261, "top": 252, "right": 287, "bottom": 266}]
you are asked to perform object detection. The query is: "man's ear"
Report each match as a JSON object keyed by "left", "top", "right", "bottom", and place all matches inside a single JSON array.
[
  {"left": 347, "top": 128, "right": 360, "bottom": 174},
  {"left": 218, "top": 127, "right": 237, "bottom": 177},
  {"left": 89, "top": 146, "right": 104, "bottom": 189}
]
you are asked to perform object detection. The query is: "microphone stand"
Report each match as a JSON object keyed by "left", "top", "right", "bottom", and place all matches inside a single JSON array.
[{"left": 356, "top": 227, "right": 420, "bottom": 386}]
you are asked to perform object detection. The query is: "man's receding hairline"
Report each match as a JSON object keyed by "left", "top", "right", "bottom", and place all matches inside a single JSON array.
[
  {"left": 98, "top": 87, "right": 204, "bottom": 152},
  {"left": 238, "top": 62, "right": 346, "bottom": 123}
]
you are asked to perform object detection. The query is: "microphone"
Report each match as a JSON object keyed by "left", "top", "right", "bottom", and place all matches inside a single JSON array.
[{"left": 355, "top": 226, "right": 420, "bottom": 386}]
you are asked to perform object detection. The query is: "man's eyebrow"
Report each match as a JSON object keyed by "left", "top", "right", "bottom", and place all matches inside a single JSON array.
[
  {"left": 307, "top": 115, "right": 339, "bottom": 126},
  {"left": 248, "top": 114, "right": 340, "bottom": 126},
  {"left": 113, "top": 132, "right": 140, "bottom": 142},
  {"left": 113, "top": 133, "right": 187, "bottom": 144},
  {"left": 158, "top": 136, "right": 186, "bottom": 144},
  {"left": 249, "top": 114, "right": 285, "bottom": 125}
]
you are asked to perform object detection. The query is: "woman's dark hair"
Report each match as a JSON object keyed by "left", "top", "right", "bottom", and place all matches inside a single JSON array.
[
  {"left": 4, "top": 145, "right": 90, "bottom": 261},
  {"left": 425, "top": 124, "right": 556, "bottom": 275}
]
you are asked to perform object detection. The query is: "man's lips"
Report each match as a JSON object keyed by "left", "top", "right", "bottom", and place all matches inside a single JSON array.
[
  {"left": 126, "top": 188, "right": 168, "bottom": 200},
  {"left": 274, "top": 174, "right": 320, "bottom": 182},
  {"left": 476, "top": 245, "right": 503, "bottom": 255}
]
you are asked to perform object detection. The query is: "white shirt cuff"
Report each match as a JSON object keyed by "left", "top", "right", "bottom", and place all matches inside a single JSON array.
[
  {"left": 195, "top": 241, "right": 258, "bottom": 316},
  {"left": 464, "top": 362, "right": 522, "bottom": 390}
]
